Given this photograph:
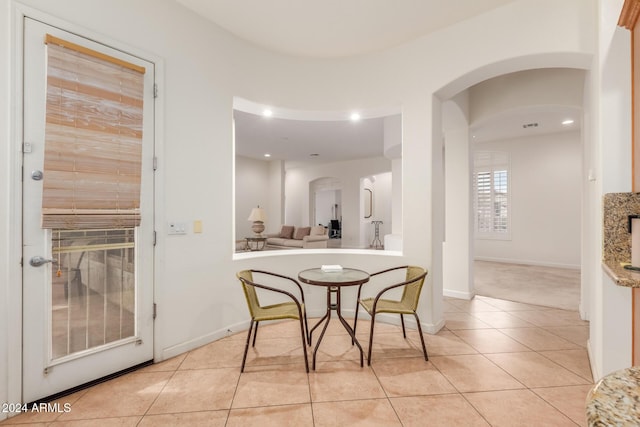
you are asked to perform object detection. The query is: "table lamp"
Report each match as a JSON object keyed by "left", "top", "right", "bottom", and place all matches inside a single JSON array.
[{"left": 247, "top": 206, "right": 266, "bottom": 236}]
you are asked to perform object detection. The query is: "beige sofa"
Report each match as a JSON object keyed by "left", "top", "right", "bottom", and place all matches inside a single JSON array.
[{"left": 266, "top": 225, "right": 329, "bottom": 249}]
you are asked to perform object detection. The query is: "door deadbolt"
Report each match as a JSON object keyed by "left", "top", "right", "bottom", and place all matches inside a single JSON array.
[{"left": 31, "top": 170, "right": 43, "bottom": 181}]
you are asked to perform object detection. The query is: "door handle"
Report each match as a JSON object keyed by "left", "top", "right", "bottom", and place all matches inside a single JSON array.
[{"left": 29, "top": 256, "right": 57, "bottom": 267}]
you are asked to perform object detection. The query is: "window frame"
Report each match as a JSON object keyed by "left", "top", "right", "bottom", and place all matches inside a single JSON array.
[{"left": 473, "top": 151, "right": 511, "bottom": 240}]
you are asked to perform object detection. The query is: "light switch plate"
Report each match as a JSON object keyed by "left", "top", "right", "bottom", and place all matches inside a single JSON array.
[{"left": 168, "top": 221, "right": 187, "bottom": 235}]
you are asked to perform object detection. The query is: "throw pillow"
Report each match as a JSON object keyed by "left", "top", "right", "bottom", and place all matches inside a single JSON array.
[
  {"left": 310, "top": 225, "right": 326, "bottom": 236},
  {"left": 294, "top": 227, "right": 311, "bottom": 240},
  {"left": 279, "top": 225, "right": 294, "bottom": 239}
]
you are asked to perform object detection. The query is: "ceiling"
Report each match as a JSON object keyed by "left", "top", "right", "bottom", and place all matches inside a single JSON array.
[
  {"left": 175, "top": 0, "right": 516, "bottom": 59},
  {"left": 469, "top": 107, "right": 582, "bottom": 144},
  {"left": 234, "top": 106, "right": 581, "bottom": 167},
  {"left": 176, "top": 1, "right": 582, "bottom": 164},
  {"left": 234, "top": 110, "right": 387, "bottom": 167}
]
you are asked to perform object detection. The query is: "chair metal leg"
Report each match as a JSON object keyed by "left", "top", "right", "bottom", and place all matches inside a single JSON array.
[
  {"left": 241, "top": 319, "right": 256, "bottom": 372},
  {"left": 252, "top": 321, "right": 259, "bottom": 347},
  {"left": 413, "top": 312, "right": 429, "bottom": 361},
  {"left": 367, "top": 312, "right": 376, "bottom": 366},
  {"left": 352, "top": 303, "right": 360, "bottom": 345},
  {"left": 400, "top": 313, "right": 406, "bottom": 338},
  {"left": 299, "top": 317, "right": 310, "bottom": 372},
  {"left": 303, "top": 313, "right": 311, "bottom": 346}
]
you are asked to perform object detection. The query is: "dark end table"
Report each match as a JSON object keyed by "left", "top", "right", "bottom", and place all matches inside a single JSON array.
[{"left": 245, "top": 236, "right": 267, "bottom": 251}]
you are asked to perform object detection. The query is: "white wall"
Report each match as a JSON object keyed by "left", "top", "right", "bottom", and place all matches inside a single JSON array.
[
  {"left": 235, "top": 155, "right": 271, "bottom": 239},
  {"left": 315, "top": 189, "right": 339, "bottom": 229},
  {"left": 267, "top": 160, "right": 285, "bottom": 231},
  {"left": 474, "top": 131, "right": 582, "bottom": 268},
  {"left": 361, "top": 172, "right": 392, "bottom": 247},
  {"left": 588, "top": 0, "right": 633, "bottom": 380},
  {"left": 285, "top": 156, "right": 391, "bottom": 248},
  {"left": 0, "top": 0, "right": 606, "bottom": 409},
  {"left": 235, "top": 156, "right": 392, "bottom": 245},
  {"left": 443, "top": 94, "right": 473, "bottom": 299},
  {"left": 384, "top": 114, "right": 403, "bottom": 237}
]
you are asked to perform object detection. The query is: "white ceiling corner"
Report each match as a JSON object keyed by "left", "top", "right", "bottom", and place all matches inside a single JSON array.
[
  {"left": 176, "top": 0, "right": 583, "bottom": 163},
  {"left": 174, "top": 0, "right": 516, "bottom": 59}
]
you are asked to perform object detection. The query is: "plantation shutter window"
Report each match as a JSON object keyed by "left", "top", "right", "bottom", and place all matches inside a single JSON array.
[
  {"left": 475, "top": 171, "right": 493, "bottom": 233},
  {"left": 42, "top": 34, "right": 146, "bottom": 229},
  {"left": 473, "top": 151, "right": 510, "bottom": 238}
]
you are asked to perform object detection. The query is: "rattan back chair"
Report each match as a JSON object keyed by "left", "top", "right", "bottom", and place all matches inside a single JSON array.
[
  {"left": 353, "top": 265, "right": 428, "bottom": 365},
  {"left": 237, "top": 269, "right": 309, "bottom": 372}
]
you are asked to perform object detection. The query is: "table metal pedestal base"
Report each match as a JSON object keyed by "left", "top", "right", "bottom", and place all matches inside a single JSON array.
[{"left": 308, "top": 286, "right": 364, "bottom": 370}]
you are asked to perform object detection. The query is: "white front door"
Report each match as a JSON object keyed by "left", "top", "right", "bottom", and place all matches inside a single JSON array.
[{"left": 22, "top": 18, "right": 155, "bottom": 403}]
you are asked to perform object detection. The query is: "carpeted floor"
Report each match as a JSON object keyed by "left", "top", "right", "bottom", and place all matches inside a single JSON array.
[{"left": 474, "top": 261, "right": 580, "bottom": 311}]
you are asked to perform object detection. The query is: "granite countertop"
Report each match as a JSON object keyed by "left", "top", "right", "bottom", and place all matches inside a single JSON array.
[
  {"left": 602, "top": 260, "right": 640, "bottom": 288},
  {"left": 603, "top": 193, "right": 640, "bottom": 288},
  {"left": 586, "top": 366, "right": 640, "bottom": 426}
]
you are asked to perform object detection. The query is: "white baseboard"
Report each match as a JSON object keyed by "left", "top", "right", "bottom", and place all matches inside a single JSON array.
[
  {"left": 474, "top": 256, "right": 580, "bottom": 270},
  {"left": 423, "top": 317, "right": 446, "bottom": 334},
  {"left": 579, "top": 302, "right": 589, "bottom": 321},
  {"left": 159, "top": 319, "right": 250, "bottom": 361},
  {"left": 159, "top": 310, "right": 447, "bottom": 362},
  {"left": 351, "top": 311, "right": 445, "bottom": 334},
  {"left": 443, "top": 289, "right": 475, "bottom": 300},
  {"left": 587, "top": 338, "right": 600, "bottom": 382}
]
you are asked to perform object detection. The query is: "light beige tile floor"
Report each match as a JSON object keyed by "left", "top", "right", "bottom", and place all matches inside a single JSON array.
[{"left": 0, "top": 295, "right": 593, "bottom": 426}]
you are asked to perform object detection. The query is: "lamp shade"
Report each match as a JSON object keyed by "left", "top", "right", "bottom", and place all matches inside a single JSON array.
[{"left": 247, "top": 207, "right": 266, "bottom": 222}]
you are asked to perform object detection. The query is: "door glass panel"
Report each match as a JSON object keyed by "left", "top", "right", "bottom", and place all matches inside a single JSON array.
[{"left": 51, "top": 228, "right": 136, "bottom": 360}]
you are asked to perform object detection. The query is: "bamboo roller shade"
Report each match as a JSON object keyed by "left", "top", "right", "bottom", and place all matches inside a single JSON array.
[{"left": 42, "top": 35, "right": 145, "bottom": 229}]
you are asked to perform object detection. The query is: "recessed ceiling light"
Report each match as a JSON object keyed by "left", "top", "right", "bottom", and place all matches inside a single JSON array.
[
  {"left": 264, "top": 153, "right": 271, "bottom": 158},
  {"left": 350, "top": 112, "right": 361, "bottom": 121},
  {"left": 263, "top": 109, "right": 273, "bottom": 117},
  {"left": 562, "top": 119, "right": 574, "bottom": 125}
]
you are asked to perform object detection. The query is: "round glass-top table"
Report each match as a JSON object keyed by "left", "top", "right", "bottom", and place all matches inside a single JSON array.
[
  {"left": 298, "top": 268, "right": 369, "bottom": 369},
  {"left": 298, "top": 268, "right": 370, "bottom": 287}
]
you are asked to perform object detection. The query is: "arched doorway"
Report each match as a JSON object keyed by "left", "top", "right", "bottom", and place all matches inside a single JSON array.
[{"left": 436, "top": 61, "right": 591, "bottom": 317}]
